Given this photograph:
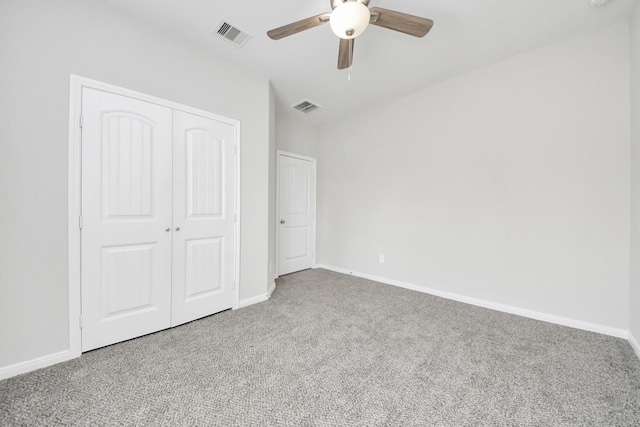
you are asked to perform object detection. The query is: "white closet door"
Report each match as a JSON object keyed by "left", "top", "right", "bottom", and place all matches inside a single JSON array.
[
  {"left": 171, "top": 110, "right": 235, "bottom": 326},
  {"left": 81, "top": 88, "right": 173, "bottom": 352}
]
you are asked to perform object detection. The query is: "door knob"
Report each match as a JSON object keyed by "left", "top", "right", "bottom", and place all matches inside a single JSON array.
[
  {"left": 175, "top": 227, "right": 180, "bottom": 231},
  {"left": 165, "top": 228, "right": 171, "bottom": 232},
  {"left": 280, "top": 220, "right": 285, "bottom": 224}
]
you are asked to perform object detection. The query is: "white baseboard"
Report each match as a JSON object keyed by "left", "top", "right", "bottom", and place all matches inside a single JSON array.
[
  {"left": 0, "top": 350, "right": 71, "bottom": 381},
  {"left": 629, "top": 332, "right": 640, "bottom": 361},
  {"left": 267, "top": 281, "right": 277, "bottom": 298},
  {"left": 236, "top": 282, "right": 277, "bottom": 310},
  {"left": 315, "top": 264, "right": 628, "bottom": 339},
  {"left": 236, "top": 294, "right": 268, "bottom": 309}
]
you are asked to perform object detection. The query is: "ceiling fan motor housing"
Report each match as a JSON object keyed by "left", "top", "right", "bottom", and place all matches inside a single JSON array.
[{"left": 331, "top": 0, "right": 370, "bottom": 9}]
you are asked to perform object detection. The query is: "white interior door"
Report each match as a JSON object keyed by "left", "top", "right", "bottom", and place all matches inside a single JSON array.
[
  {"left": 277, "top": 152, "right": 316, "bottom": 276},
  {"left": 81, "top": 88, "right": 173, "bottom": 352},
  {"left": 171, "top": 110, "right": 236, "bottom": 326}
]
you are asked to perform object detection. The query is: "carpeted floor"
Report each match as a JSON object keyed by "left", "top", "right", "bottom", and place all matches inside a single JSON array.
[{"left": 1, "top": 268, "right": 639, "bottom": 426}]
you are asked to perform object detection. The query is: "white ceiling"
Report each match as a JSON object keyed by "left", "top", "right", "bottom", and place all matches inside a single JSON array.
[{"left": 101, "top": 0, "right": 635, "bottom": 125}]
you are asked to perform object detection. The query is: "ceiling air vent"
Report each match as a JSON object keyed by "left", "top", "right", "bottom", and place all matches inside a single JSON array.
[
  {"left": 292, "top": 100, "right": 321, "bottom": 114},
  {"left": 215, "top": 20, "right": 251, "bottom": 48}
]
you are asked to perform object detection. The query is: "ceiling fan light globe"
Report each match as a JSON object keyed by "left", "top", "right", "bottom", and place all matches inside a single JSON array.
[{"left": 330, "top": 1, "right": 370, "bottom": 39}]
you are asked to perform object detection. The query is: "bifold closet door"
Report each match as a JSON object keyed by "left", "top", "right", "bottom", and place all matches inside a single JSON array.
[
  {"left": 81, "top": 88, "right": 173, "bottom": 352},
  {"left": 171, "top": 110, "right": 235, "bottom": 326}
]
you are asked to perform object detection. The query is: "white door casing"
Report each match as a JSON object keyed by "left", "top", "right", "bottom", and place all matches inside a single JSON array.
[
  {"left": 81, "top": 88, "right": 174, "bottom": 351},
  {"left": 276, "top": 151, "right": 316, "bottom": 276},
  {"left": 171, "top": 110, "right": 236, "bottom": 326}
]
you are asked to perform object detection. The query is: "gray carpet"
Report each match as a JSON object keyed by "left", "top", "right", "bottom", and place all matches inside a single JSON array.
[{"left": 1, "top": 268, "right": 639, "bottom": 426}]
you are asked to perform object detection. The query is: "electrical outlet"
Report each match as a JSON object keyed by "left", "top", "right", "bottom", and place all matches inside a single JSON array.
[{"left": 379, "top": 254, "right": 385, "bottom": 264}]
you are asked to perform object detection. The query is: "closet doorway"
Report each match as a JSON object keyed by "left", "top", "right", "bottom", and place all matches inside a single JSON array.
[{"left": 68, "top": 77, "right": 240, "bottom": 353}]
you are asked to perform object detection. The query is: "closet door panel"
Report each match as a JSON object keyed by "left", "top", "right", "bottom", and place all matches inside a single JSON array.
[
  {"left": 81, "top": 88, "right": 173, "bottom": 352},
  {"left": 171, "top": 111, "right": 235, "bottom": 326}
]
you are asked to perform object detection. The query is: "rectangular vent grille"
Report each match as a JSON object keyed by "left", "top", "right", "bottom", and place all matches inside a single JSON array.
[
  {"left": 292, "top": 100, "right": 321, "bottom": 114},
  {"left": 215, "top": 21, "right": 251, "bottom": 48}
]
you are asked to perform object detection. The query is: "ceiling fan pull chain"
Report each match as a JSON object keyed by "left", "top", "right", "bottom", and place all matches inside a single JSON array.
[{"left": 348, "top": 40, "right": 353, "bottom": 81}]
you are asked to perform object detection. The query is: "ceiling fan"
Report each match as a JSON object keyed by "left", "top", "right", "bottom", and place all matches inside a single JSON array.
[{"left": 267, "top": 0, "right": 434, "bottom": 70}]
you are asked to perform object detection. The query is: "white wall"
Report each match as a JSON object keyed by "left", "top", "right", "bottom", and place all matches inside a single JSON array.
[
  {"left": 629, "top": 1, "right": 640, "bottom": 344},
  {"left": 275, "top": 111, "right": 320, "bottom": 159},
  {"left": 0, "top": 0, "right": 272, "bottom": 369},
  {"left": 316, "top": 23, "right": 631, "bottom": 331}
]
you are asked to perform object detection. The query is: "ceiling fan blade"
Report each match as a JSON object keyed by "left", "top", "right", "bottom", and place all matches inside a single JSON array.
[
  {"left": 369, "top": 7, "right": 434, "bottom": 38},
  {"left": 267, "top": 13, "right": 331, "bottom": 40},
  {"left": 337, "top": 38, "right": 354, "bottom": 70}
]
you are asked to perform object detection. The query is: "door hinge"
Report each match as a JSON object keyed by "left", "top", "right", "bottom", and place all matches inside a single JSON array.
[
  {"left": 79, "top": 114, "right": 84, "bottom": 128},
  {"left": 79, "top": 215, "right": 83, "bottom": 229},
  {"left": 79, "top": 315, "right": 83, "bottom": 329}
]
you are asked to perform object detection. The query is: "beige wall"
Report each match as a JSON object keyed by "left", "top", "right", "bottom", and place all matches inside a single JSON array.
[
  {"left": 0, "top": 0, "right": 272, "bottom": 369},
  {"left": 315, "top": 23, "right": 631, "bottom": 331}
]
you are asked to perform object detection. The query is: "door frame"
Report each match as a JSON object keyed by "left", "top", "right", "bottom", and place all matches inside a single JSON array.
[
  {"left": 275, "top": 150, "right": 317, "bottom": 277},
  {"left": 68, "top": 75, "right": 241, "bottom": 358}
]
